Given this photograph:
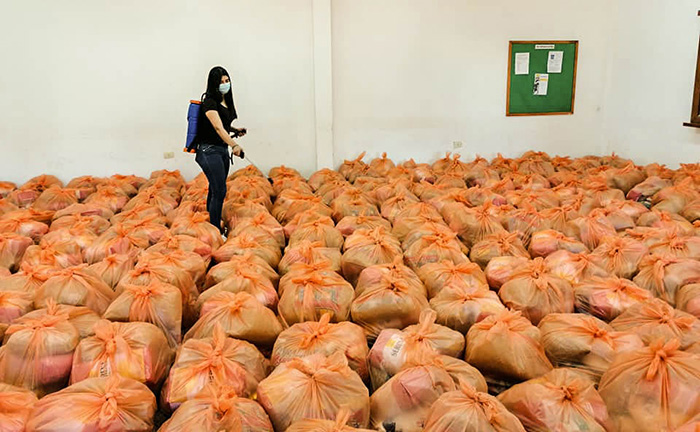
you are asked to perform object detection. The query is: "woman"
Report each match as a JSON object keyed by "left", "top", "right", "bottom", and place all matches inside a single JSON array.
[{"left": 194, "top": 66, "right": 246, "bottom": 233}]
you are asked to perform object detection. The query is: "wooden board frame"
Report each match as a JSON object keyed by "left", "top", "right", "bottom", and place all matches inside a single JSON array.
[{"left": 506, "top": 40, "right": 579, "bottom": 117}]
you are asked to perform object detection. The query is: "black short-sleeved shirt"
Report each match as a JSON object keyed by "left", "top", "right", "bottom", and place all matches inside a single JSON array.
[{"left": 195, "top": 96, "right": 237, "bottom": 147}]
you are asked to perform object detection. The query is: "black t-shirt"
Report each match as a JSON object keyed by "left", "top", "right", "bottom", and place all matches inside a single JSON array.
[{"left": 196, "top": 96, "right": 237, "bottom": 147}]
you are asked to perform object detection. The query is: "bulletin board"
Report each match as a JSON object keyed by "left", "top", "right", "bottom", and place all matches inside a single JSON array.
[{"left": 506, "top": 40, "right": 579, "bottom": 116}]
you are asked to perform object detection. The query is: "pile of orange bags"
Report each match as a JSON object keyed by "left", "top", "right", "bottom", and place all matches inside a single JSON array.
[{"left": 0, "top": 382, "right": 38, "bottom": 432}]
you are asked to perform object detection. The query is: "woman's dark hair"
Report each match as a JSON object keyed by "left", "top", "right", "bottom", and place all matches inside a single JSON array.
[{"left": 203, "top": 66, "right": 235, "bottom": 116}]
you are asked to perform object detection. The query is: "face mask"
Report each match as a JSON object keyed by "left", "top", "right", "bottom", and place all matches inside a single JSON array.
[{"left": 219, "top": 82, "right": 231, "bottom": 94}]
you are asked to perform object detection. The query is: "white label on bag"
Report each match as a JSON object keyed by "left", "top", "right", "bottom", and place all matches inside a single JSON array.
[{"left": 383, "top": 333, "right": 407, "bottom": 372}]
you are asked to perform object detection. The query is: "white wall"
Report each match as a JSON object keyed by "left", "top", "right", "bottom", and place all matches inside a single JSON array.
[
  {"left": 1, "top": 0, "right": 699, "bottom": 185},
  {"left": 331, "top": 0, "right": 615, "bottom": 165},
  {"left": 602, "top": 0, "right": 700, "bottom": 166},
  {"left": 0, "top": 0, "right": 316, "bottom": 184}
]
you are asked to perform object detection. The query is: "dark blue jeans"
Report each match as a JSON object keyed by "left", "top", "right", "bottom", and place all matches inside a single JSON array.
[{"left": 195, "top": 143, "right": 229, "bottom": 232}]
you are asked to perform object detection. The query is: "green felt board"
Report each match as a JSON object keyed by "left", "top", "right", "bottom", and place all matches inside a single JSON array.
[{"left": 507, "top": 41, "right": 578, "bottom": 115}]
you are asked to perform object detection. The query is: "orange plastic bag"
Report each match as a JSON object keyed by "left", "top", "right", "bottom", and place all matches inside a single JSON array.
[
  {"left": 429, "top": 285, "right": 506, "bottom": 333},
  {"left": 442, "top": 203, "right": 506, "bottom": 248},
  {"left": 648, "top": 231, "right": 700, "bottom": 260},
  {"left": 83, "top": 185, "right": 131, "bottom": 213},
  {"left": 0, "top": 302, "right": 80, "bottom": 396},
  {"left": 368, "top": 310, "right": 465, "bottom": 391},
  {"left": 158, "top": 386, "right": 273, "bottom": 432},
  {"left": 278, "top": 272, "right": 354, "bottom": 326},
  {"left": 465, "top": 310, "right": 553, "bottom": 383},
  {"left": 257, "top": 352, "right": 370, "bottom": 431},
  {"left": 469, "top": 231, "right": 529, "bottom": 268},
  {"left": 170, "top": 213, "right": 224, "bottom": 249},
  {"left": 484, "top": 255, "right": 530, "bottom": 289},
  {"left": 204, "top": 253, "right": 279, "bottom": 289},
  {"left": 633, "top": 254, "right": 700, "bottom": 306},
  {"left": 370, "top": 356, "right": 456, "bottom": 432},
  {"left": 308, "top": 167, "right": 346, "bottom": 191},
  {"left": 87, "top": 253, "right": 135, "bottom": 290},
  {"left": 147, "top": 232, "right": 212, "bottom": 260},
  {"left": 109, "top": 203, "right": 163, "bottom": 225},
  {"left": 35, "top": 266, "right": 116, "bottom": 315},
  {"left": 566, "top": 209, "right": 618, "bottom": 250},
  {"left": 287, "top": 408, "right": 376, "bottom": 432},
  {"left": 502, "top": 206, "right": 549, "bottom": 247},
  {"left": 331, "top": 196, "right": 379, "bottom": 222},
  {"left": 498, "top": 368, "right": 613, "bottom": 432},
  {"left": 270, "top": 314, "right": 369, "bottom": 381},
  {"left": 574, "top": 275, "right": 652, "bottom": 321},
  {"left": 498, "top": 257, "right": 575, "bottom": 325},
  {"left": 0, "top": 232, "right": 32, "bottom": 271},
  {"left": 22, "top": 238, "right": 83, "bottom": 269},
  {"left": 230, "top": 212, "right": 285, "bottom": 248},
  {"left": 0, "top": 383, "right": 38, "bottom": 432},
  {"left": 544, "top": 250, "right": 609, "bottom": 285},
  {"left": 404, "top": 231, "right": 469, "bottom": 270},
  {"left": 677, "top": 283, "right": 700, "bottom": 318},
  {"left": 0, "top": 287, "right": 33, "bottom": 325},
  {"left": 599, "top": 339, "right": 700, "bottom": 432},
  {"left": 84, "top": 223, "right": 151, "bottom": 263},
  {"left": 185, "top": 291, "right": 283, "bottom": 350},
  {"left": 528, "top": 229, "right": 587, "bottom": 258},
  {"left": 279, "top": 240, "right": 342, "bottom": 275},
  {"left": 26, "top": 375, "right": 156, "bottom": 431},
  {"left": 103, "top": 280, "right": 182, "bottom": 348},
  {"left": 639, "top": 209, "right": 695, "bottom": 234},
  {"left": 212, "top": 232, "right": 281, "bottom": 267},
  {"left": 138, "top": 243, "right": 213, "bottom": 285},
  {"left": 337, "top": 215, "right": 392, "bottom": 237},
  {"left": 31, "top": 187, "right": 79, "bottom": 212},
  {"left": 341, "top": 227, "right": 403, "bottom": 285},
  {"left": 117, "top": 260, "right": 198, "bottom": 326},
  {"left": 197, "top": 265, "right": 279, "bottom": 310},
  {"left": 0, "top": 262, "right": 52, "bottom": 295},
  {"left": 423, "top": 382, "right": 525, "bottom": 432},
  {"left": 380, "top": 191, "right": 420, "bottom": 223},
  {"left": 351, "top": 274, "right": 429, "bottom": 340},
  {"left": 41, "top": 225, "right": 98, "bottom": 252},
  {"left": 417, "top": 260, "right": 488, "bottom": 299},
  {"left": 339, "top": 153, "right": 368, "bottom": 180},
  {"left": 539, "top": 313, "right": 644, "bottom": 379},
  {"left": 610, "top": 298, "right": 700, "bottom": 348},
  {"left": 288, "top": 217, "right": 344, "bottom": 249},
  {"left": 70, "top": 320, "right": 171, "bottom": 387},
  {"left": 355, "top": 258, "right": 424, "bottom": 297},
  {"left": 0, "top": 213, "right": 49, "bottom": 242},
  {"left": 161, "top": 325, "right": 268, "bottom": 411},
  {"left": 588, "top": 235, "right": 648, "bottom": 279}
]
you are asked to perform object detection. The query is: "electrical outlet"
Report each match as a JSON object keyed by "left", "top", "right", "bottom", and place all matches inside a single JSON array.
[
  {"left": 452, "top": 141, "right": 463, "bottom": 149},
  {"left": 163, "top": 152, "right": 175, "bottom": 159}
]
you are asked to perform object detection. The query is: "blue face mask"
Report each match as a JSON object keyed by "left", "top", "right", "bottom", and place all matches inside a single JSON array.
[{"left": 219, "top": 82, "right": 231, "bottom": 94}]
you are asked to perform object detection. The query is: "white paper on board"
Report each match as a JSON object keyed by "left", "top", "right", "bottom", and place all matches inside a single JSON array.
[
  {"left": 547, "top": 51, "right": 564, "bottom": 73},
  {"left": 515, "top": 52, "right": 530, "bottom": 75},
  {"left": 533, "top": 73, "right": 549, "bottom": 95}
]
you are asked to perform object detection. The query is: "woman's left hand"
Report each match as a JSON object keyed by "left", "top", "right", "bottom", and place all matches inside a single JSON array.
[{"left": 232, "top": 127, "right": 247, "bottom": 137}]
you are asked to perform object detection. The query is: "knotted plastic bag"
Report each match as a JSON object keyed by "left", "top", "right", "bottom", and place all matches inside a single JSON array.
[
  {"left": 161, "top": 324, "right": 268, "bottom": 412},
  {"left": 465, "top": 309, "right": 553, "bottom": 383},
  {"left": 257, "top": 352, "right": 370, "bottom": 431},
  {"left": 423, "top": 382, "right": 525, "bottom": 432},
  {"left": 271, "top": 313, "right": 369, "bottom": 381},
  {"left": 498, "top": 368, "right": 613, "bottom": 432},
  {"left": 0, "top": 383, "right": 38, "bottom": 432},
  {"left": 26, "top": 375, "right": 156, "bottom": 432},
  {"left": 158, "top": 385, "right": 273, "bottom": 432},
  {"left": 70, "top": 320, "right": 172, "bottom": 387},
  {"left": 599, "top": 339, "right": 700, "bottom": 432}
]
